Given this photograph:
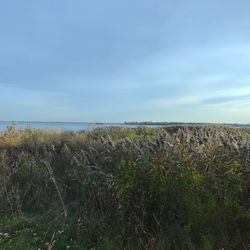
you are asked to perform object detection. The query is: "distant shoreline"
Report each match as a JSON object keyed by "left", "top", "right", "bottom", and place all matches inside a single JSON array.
[
  {"left": 1, "top": 120, "right": 250, "bottom": 127},
  {"left": 124, "top": 121, "right": 250, "bottom": 127}
]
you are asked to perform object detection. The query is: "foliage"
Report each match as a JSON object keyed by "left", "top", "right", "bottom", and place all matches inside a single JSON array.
[{"left": 0, "top": 126, "right": 250, "bottom": 249}]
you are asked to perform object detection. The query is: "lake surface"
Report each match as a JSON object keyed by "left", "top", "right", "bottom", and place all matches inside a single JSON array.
[
  {"left": 0, "top": 121, "right": 249, "bottom": 132},
  {"left": 0, "top": 121, "right": 139, "bottom": 131}
]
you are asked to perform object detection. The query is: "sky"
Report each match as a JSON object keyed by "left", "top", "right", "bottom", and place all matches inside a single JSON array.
[{"left": 1, "top": 0, "right": 250, "bottom": 123}]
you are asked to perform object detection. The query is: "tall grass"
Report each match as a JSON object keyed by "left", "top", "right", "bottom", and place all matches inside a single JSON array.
[{"left": 0, "top": 126, "right": 250, "bottom": 249}]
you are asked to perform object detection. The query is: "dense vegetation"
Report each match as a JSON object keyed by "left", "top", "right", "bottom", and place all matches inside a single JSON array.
[{"left": 0, "top": 125, "right": 250, "bottom": 249}]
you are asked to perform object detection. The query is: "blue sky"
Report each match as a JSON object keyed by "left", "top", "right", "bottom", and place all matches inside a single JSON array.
[{"left": 1, "top": 0, "right": 250, "bottom": 123}]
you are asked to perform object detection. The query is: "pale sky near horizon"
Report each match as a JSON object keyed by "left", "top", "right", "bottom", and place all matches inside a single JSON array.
[{"left": 1, "top": 0, "right": 250, "bottom": 123}]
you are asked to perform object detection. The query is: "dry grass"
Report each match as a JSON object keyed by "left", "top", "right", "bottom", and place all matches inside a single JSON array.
[{"left": 0, "top": 125, "right": 250, "bottom": 249}]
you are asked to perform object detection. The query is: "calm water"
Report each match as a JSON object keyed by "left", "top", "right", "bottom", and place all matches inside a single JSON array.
[
  {"left": 0, "top": 121, "right": 249, "bottom": 132},
  {"left": 0, "top": 121, "right": 139, "bottom": 131}
]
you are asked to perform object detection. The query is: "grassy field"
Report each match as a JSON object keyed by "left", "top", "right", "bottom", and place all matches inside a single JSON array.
[{"left": 0, "top": 125, "right": 250, "bottom": 249}]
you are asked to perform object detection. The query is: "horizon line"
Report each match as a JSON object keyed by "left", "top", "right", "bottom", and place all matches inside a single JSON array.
[{"left": 0, "top": 120, "right": 249, "bottom": 125}]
